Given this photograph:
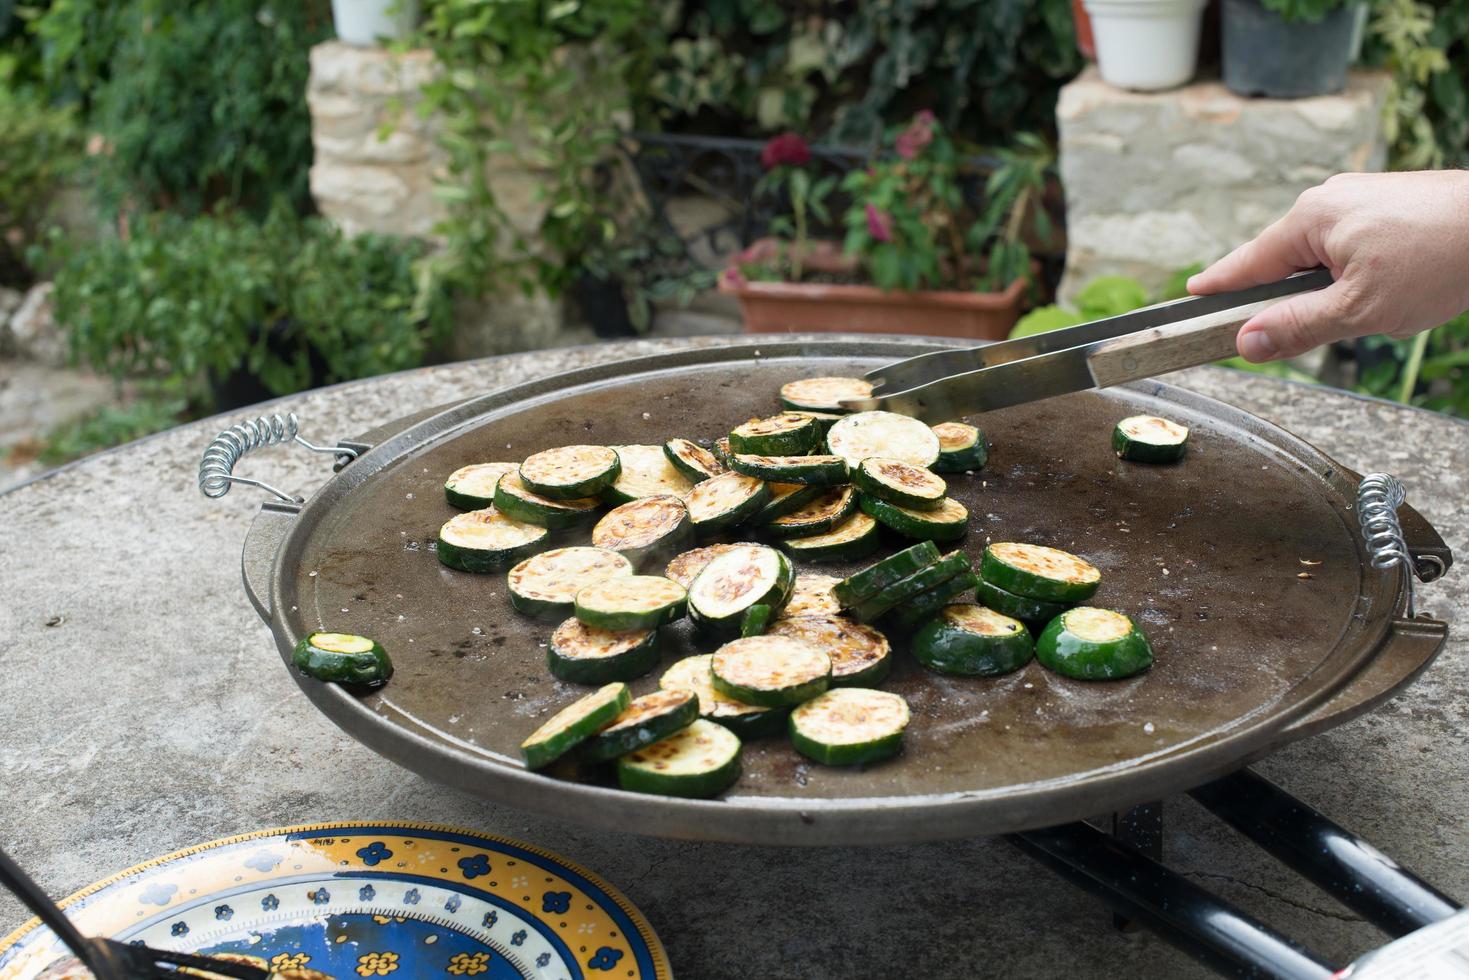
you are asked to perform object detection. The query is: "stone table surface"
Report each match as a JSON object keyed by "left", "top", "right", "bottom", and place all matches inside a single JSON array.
[{"left": 2, "top": 336, "right": 1466, "bottom": 979}]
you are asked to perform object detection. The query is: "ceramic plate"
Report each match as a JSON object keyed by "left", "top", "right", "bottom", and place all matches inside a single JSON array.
[{"left": 0, "top": 823, "right": 670, "bottom": 980}]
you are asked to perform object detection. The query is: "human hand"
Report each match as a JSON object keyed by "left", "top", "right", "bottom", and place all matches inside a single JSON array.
[{"left": 1187, "top": 170, "right": 1469, "bottom": 362}]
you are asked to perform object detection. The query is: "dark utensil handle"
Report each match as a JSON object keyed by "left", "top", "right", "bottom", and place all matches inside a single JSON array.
[{"left": 0, "top": 846, "right": 119, "bottom": 980}]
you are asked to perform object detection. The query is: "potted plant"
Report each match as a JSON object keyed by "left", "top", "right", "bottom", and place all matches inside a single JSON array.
[
  {"left": 332, "top": 0, "right": 418, "bottom": 46},
  {"left": 1221, "top": 0, "right": 1356, "bottom": 97},
  {"left": 719, "top": 114, "right": 1046, "bottom": 341},
  {"left": 1083, "top": 0, "right": 1210, "bottom": 91}
]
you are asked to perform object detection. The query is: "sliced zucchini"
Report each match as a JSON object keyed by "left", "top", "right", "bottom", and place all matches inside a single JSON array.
[
  {"left": 826, "top": 411, "right": 940, "bottom": 469},
  {"left": 832, "top": 540, "right": 942, "bottom": 608},
  {"left": 436, "top": 508, "right": 548, "bottom": 573},
  {"left": 779, "top": 376, "right": 873, "bottom": 413},
  {"left": 519, "top": 445, "right": 621, "bottom": 499},
  {"left": 687, "top": 543, "right": 793, "bottom": 633},
  {"left": 753, "top": 482, "right": 825, "bottom": 524},
  {"left": 520, "top": 682, "right": 630, "bottom": 769},
  {"left": 574, "top": 575, "right": 687, "bottom": 631},
  {"left": 710, "top": 635, "right": 832, "bottom": 708},
  {"left": 712, "top": 436, "right": 733, "bottom": 466},
  {"left": 603, "top": 444, "right": 695, "bottom": 504},
  {"left": 591, "top": 495, "right": 691, "bottom": 566},
  {"left": 788, "top": 410, "right": 844, "bottom": 435},
  {"left": 741, "top": 604, "right": 774, "bottom": 638},
  {"left": 976, "top": 576, "right": 1071, "bottom": 624},
  {"left": 547, "top": 619, "right": 660, "bottom": 685},
  {"left": 1113, "top": 415, "right": 1189, "bottom": 463},
  {"left": 981, "top": 542, "right": 1101, "bottom": 603},
  {"left": 1036, "top": 607, "right": 1154, "bottom": 680},
  {"left": 852, "top": 457, "right": 947, "bottom": 510},
  {"left": 581, "top": 689, "right": 699, "bottom": 763},
  {"left": 912, "top": 604, "right": 1033, "bottom": 676},
  {"left": 728, "top": 413, "right": 821, "bottom": 456},
  {"left": 769, "top": 615, "right": 892, "bottom": 687},
  {"left": 931, "top": 422, "right": 989, "bottom": 473},
  {"left": 664, "top": 543, "right": 750, "bottom": 590},
  {"left": 765, "top": 486, "right": 857, "bottom": 539},
  {"left": 860, "top": 494, "right": 969, "bottom": 542},
  {"left": 686, "top": 472, "right": 769, "bottom": 531},
  {"left": 292, "top": 632, "right": 393, "bottom": 688},
  {"left": 445, "top": 462, "right": 518, "bottom": 510},
  {"left": 494, "top": 472, "right": 602, "bottom": 530},
  {"left": 727, "top": 453, "right": 849, "bottom": 486},
  {"left": 789, "top": 688, "right": 909, "bottom": 767},
  {"left": 779, "top": 573, "right": 843, "bottom": 620},
  {"left": 663, "top": 438, "right": 726, "bottom": 482},
  {"left": 778, "top": 512, "right": 882, "bottom": 562},
  {"left": 852, "top": 550, "right": 972, "bottom": 624},
  {"left": 507, "top": 546, "right": 634, "bottom": 618},
  {"left": 660, "top": 654, "right": 785, "bottom": 738},
  {"left": 616, "top": 718, "right": 742, "bottom": 798},
  {"left": 888, "top": 571, "right": 984, "bottom": 631}
]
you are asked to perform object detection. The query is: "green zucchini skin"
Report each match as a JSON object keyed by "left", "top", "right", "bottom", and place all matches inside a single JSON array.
[
  {"left": 519, "top": 446, "right": 621, "bottom": 499},
  {"left": 663, "top": 438, "right": 724, "bottom": 483},
  {"left": 521, "top": 682, "right": 631, "bottom": 769},
  {"left": 768, "top": 615, "right": 893, "bottom": 688},
  {"left": 547, "top": 621, "right": 660, "bottom": 684},
  {"left": 580, "top": 690, "right": 699, "bottom": 763},
  {"left": 687, "top": 546, "right": 794, "bottom": 635},
  {"left": 435, "top": 513, "right": 547, "bottom": 573},
  {"left": 980, "top": 543, "right": 1101, "bottom": 603},
  {"left": 778, "top": 513, "right": 882, "bottom": 563},
  {"left": 763, "top": 487, "right": 857, "bottom": 539},
  {"left": 444, "top": 462, "right": 519, "bottom": 510},
  {"left": 686, "top": 474, "right": 771, "bottom": 533},
  {"left": 911, "top": 604, "right": 1034, "bottom": 676},
  {"left": 728, "top": 414, "right": 821, "bottom": 456},
  {"left": 888, "top": 571, "right": 983, "bottom": 631},
  {"left": 788, "top": 688, "right": 909, "bottom": 766},
  {"left": 740, "top": 604, "right": 774, "bottom": 637},
  {"left": 975, "top": 576, "right": 1071, "bottom": 623},
  {"left": 615, "top": 719, "right": 742, "bottom": 798},
  {"left": 494, "top": 474, "right": 601, "bottom": 530},
  {"left": 851, "top": 458, "right": 947, "bottom": 510},
  {"left": 778, "top": 376, "right": 871, "bottom": 413},
  {"left": 931, "top": 422, "right": 989, "bottom": 473},
  {"left": 833, "top": 540, "right": 941, "bottom": 608},
  {"left": 591, "top": 496, "right": 691, "bottom": 568},
  {"left": 507, "top": 547, "right": 634, "bottom": 618},
  {"left": 753, "top": 483, "right": 825, "bottom": 524},
  {"left": 727, "top": 454, "right": 850, "bottom": 486},
  {"left": 852, "top": 551, "right": 972, "bottom": 624},
  {"left": 714, "top": 706, "right": 790, "bottom": 739},
  {"left": 859, "top": 494, "right": 968, "bottom": 541},
  {"left": 1112, "top": 415, "right": 1189, "bottom": 463},
  {"left": 1036, "top": 608, "right": 1154, "bottom": 680},
  {"left": 573, "top": 576, "right": 687, "bottom": 631},
  {"left": 787, "top": 410, "right": 844, "bottom": 434},
  {"left": 709, "top": 636, "right": 831, "bottom": 707},
  {"left": 292, "top": 633, "right": 393, "bottom": 688}
]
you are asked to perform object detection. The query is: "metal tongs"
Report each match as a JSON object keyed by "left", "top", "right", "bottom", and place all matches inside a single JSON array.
[{"left": 843, "top": 267, "right": 1334, "bottom": 421}]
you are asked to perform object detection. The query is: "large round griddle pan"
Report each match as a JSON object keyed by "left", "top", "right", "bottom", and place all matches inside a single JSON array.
[{"left": 235, "top": 340, "right": 1451, "bottom": 845}]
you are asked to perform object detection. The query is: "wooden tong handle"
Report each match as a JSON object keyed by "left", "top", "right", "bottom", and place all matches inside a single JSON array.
[{"left": 1087, "top": 298, "right": 1277, "bottom": 388}]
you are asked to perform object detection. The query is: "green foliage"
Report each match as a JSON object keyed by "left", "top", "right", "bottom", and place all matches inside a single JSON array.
[
  {"left": 50, "top": 207, "right": 450, "bottom": 400},
  {"left": 33, "top": 383, "right": 190, "bottom": 465},
  {"left": 1355, "top": 313, "right": 1469, "bottom": 416},
  {"left": 1011, "top": 274, "right": 1149, "bottom": 338},
  {"left": 1010, "top": 304, "right": 1084, "bottom": 338},
  {"left": 0, "top": 86, "right": 81, "bottom": 277},
  {"left": 1259, "top": 0, "right": 1348, "bottom": 22},
  {"left": 1366, "top": 0, "right": 1465, "bottom": 168}
]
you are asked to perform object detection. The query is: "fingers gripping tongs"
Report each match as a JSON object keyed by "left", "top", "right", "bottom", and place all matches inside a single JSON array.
[{"left": 842, "top": 268, "right": 1334, "bottom": 421}]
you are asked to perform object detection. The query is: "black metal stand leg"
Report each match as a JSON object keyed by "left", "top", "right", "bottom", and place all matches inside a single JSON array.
[
  {"left": 1112, "top": 801, "right": 1165, "bottom": 931},
  {"left": 1190, "top": 769, "right": 1461, "bottom": 937}
]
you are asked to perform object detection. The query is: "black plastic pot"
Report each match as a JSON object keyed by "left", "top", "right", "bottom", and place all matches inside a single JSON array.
[
  {"left": 208, "top": 319, "right": 329, "bottom": 413},
  {"left": 1222, "top": 0, "right": 1356, "bottom": 98},
  {"left": 574, "top": 273, "right": 638, "bottom": 339}
]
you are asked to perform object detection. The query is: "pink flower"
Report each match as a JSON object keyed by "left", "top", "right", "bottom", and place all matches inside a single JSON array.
[
  {"left": 760, "top": 132, "right": 811, "bottom": 170},
  {"left": 865, "top": 204, "right": 893, "bottom": 243},
  {"left": 720, "top": 266, "right": 748, "bottom": 289},
  {"left": 895, "top": 110, "right": 936, "bottom": 160}
]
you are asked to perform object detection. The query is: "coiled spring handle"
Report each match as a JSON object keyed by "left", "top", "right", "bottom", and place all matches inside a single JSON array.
[
  {"left": 198, "top": 413, "right": 356, "bottom": 504},
  {"left": 1356, "top": 473, "right": 1441, "bottom": 619}
]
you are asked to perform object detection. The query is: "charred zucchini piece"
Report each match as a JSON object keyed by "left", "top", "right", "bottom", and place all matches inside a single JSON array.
[
  {"left": 853, "top": 457, "right": 947, "bottom": 510},
  {"left": 1036, "top": 607, "right": 1154, "bottom": 680},
  {"left": 740, "top": 604, "right": 774, "bottom": 638},
  {"left": 519, "top": 445, "right": 621, "bottom": 499},
  {"left": 292, "top": 632, "right": 393, "bottom": 688},
  {"left": 753, "top": 483, "right": 826, "bottom": 524},
  {"left": 852, "top": 551, "right": 972, "bottom": 624},
  {"left": 581, "top": 689, "right": 699, "bottom": 763},
  {"left": 860, "top": 494, "right": 969, "bottom": 541},
  {"left": 930, "top": 422, "right": 988, "bottom": 473},
  {"left": 710, "top": 635, "right": 832, "bottom": 708},
  {"left": 778, "top": 512, "right": 882, "bottom": 563},
  {"left": 789, "top": 688, "right": 909, "bottom": 766},
  {"left": 507, "top": 546, "right": 634, "bottom": 618},
  {"left": 574, "top": 575, "right": 687, "bottom": 631},
  {"left": 444, "top": 462, "right": 518, "bottom": 510},
  {"left": 832, "top": 540, "right": 941, "bottom": 608},
  {"left": 1113, "top": 415, "right": 1189, "bottom": 463},
  {"left": 779, "top": 573, "right": 843, "bottom": 619},
  {"left": 494, "top": 472, "right": 602, "bottom": 530},
  {"left": 728, "top": 413, "right": 821, "bottom": 455},
  {"left": 769, "top": 615, "right": 892, "bottom": 687},
  {"left": 664, "top": 543, "right": 750, "bottom": 590},
  {"left": 912, "top": 604, "right": 1033, "bottom": 676},
  {"left": 520, "top": 682, "right": 630, "bottom": 769},
  {"left": 591, "top": 495, "right": 691, "bottom": 567},
  {"left": 826, "top": 411, "right": 940, "bottom": 468},
  {"left": 887, "top": 571, "right": 983, "bottom": 631},
  {"left": 603, "top": 444, "right": 695, "bottom": 504},
  {"left": 686, "top": 472, "right": 770, "bottom": 531},
  {"left": 975, "top": 576, "right": 1071, "bottom": 624},
  {"left": 616, "top": 718, "right": 742, "bottom": 798},
  {"left": 726, "top": 453, "right": 849, "bottom": 486},
  {"left": 686, "top": 543, "right": 793, "bottom": 634},
  {"left": 660, "top": 654, "right": 785, "bottom": 738},
  {"left": 436, "top": 508, "right": 548, "bottom": 572},
  {"left": 547, "top": 619, "right": 660, "bottom": 684},
  {"left": 779, "top": 376, "right": 873, "bottom": 413},
  {"left": 787, "top": 410, "right": 844, "bottom": 435},
  {"left": 981, "top": 542, "right": 1101, "bottom": 603},
  {"left": 764, "top": 487, "right": 857, "bottom": 539},
  {"left": 663, "top": 438, "right": 726, "bottom": 482}
]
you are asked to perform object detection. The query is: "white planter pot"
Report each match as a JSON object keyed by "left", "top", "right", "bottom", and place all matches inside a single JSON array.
[
  {"left": 331, "top": 0, "right": 418, "bottom": 46},
  {"left": 1084, "top": 0, "right": 1208, "bottom": 91}
]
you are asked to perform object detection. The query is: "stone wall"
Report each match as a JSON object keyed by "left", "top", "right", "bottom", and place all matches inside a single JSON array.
[{"left": 1056, "top": 67, "right": 1391, "bottom": 301}]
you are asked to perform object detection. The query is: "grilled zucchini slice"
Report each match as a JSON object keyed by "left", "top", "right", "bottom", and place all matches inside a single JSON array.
[
  {"left": 519, "top": 445, "right": 621, "bottom": 499},
  {"left": 444, "top": 462, "right": 518, "bottom": 510},
  {"left": 853, "top": 457, "right": 947, "bottom": 510},
  {"left": 789, "top": 688, "right": 909, "bottom": 766},
  {"left": 520, "top": 682, "right": 630, "bottom": 769},
  {"left": 852, "top": 550, "right": 973, "bottom": 624},
  {"left": 788, "top": 410, "right": 844, "bottom": 435},
  {"left": 574, "top": 575, "right": 687, "bottom": 630},
  {"left": 436, "top": 508, "right": 548, "bottom": 573},
  {"left": 687, "top": 543, "right": 793, "bottom": 633},
  {"left": 494, "top": 472, "right": 602, "bottom": 529},
  {"left": 912, "top": 604, "right": 1033, "bottom": 676},
  {"left": 711, "top": 635, "right": 832, "bottom": 707},
  {"left": 664, "top": 543, "right": 750, "bottom": 590},
  {"left": 931, "top": 422, "right": 988, "bottom": 473},
  {"left": 778, "top": 512, "right": 881, "bottom": 562},
  {"left": 591, "top": 495, "right": 691, "bottom": 566},
  {"left": 981, "top": 542, "right": 1101, "bottom": 603},
  {"left": 292, "top": 632, "right": 393, "bottom": 688},
  {"left": 660, "top": 654, "right": 785, "bottom": 738},
  {"left": 833, "top": 540, "right": 942, "bottom": 608},
  {"left": 663, "top": 438, "right": 726, "bottom": 482},
  {"left": 976, "top": 576, "right": 1071, "bottom": 623},
  {"left": 686, "top": 472, "right": 770, "bottom": 531},
  {"left": 769, "top": 615, "right": 892, "bottom": 687},
  {"left": 779, "top": 376, "right": 873, "bottom": 413},
  {"left": 581, "top": 689, "right": 699, "bottom": 763},
  {"left": 780, "top": 573, "right": 843, "bottom": 620},
  {"left": 1036, "top": 607, "right": 1154, "bottom": 680},
  {"left": 860, "top": 494, "right": 969, "bottom": 541},
  {"left": 603, "top": 444, "right": 695, "bottom": 504},
  {"left": 1113, "top": 415, "right": 1189, "bottom": 463},
  {"left": 547, "top": 619, "right": 660, "bottom": 684},
  {"left": 728, "top": 413, "right": 821, "bottom": 455},
  {"left": 616, "top": 718, "right": 742, "bottom": 798},
  {"left": 753, "top": 482, "right": 826, "bottom": 524},
  {"left": 740, "top": 604, "right": 774, "bottom": 638},
  {"left": 888, "top": 571, "right": 984, "bottom": 631},
  {"left": 826, "top": 411, "right": 940, "bottom": 468},
  {"left": 727, "top": 453, "right": 849, "bottom": 486},
  {"left": 712, "top": 436, "right": 733, "bottom": 466},
  {"left": 765, "top": 486, "right": 857, "bottom": 539},
  {"left": 507, "top": 546, "right": 634, "bottom": 618}
]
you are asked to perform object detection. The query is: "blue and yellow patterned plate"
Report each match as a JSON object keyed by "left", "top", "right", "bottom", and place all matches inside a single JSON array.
[{"left": 0, "top": 823, "right": 670, "bottom": 980}]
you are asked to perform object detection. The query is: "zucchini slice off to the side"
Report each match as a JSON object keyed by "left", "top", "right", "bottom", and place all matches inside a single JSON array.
[
  {"left": 520, "top": 682, "right": 631, "bottom": 769},
  {"left": 444, "top": 462, "right": 519, "bottom": 510},
  {"left": 727, "top": 453, "right": 849, "bottom": 486},
  {"left": 981, "top": 542, "right": 1101, "bottom": 603},
  {"left": 754, "top": 482, "right": 825, "bottom": 524},
  {"left": 1113, "top": 415, "right": 1189, "bottom": 463},
  {"left": 616, "top": 718, "right": 742, "bottom": 798},
  {"left": 826, "top": 411, "right": 940, "bottom": 468},
  {"left": 663, "top": 438, "right": 726, "bottom": 482},
  {"left": 574, "top": 575, "right": 687, "bottom": 631},
  {"left": 853, "top": 457, "right": 947, "bottom": 510},
  {"left": 912, "top": 603, "right": 1033, "bottom": 676},
  {"left": 547, "top": 618, "right": 660, "bottom": 684},
  {"left": 1036, "top": 607, "right": 1154, "bottom": 680},
  {"left": 664, "top": 543, "right": 750, "bottom": 590},
  {"left": 853, "top": 550, "right": 973, "bottom": 624},
  {"left": 833, "top": 540, "right": 942, "bottom": 608},
  {"left": 930, "top": 422, "right": 989, "bottom": 473},
  {"left": 710, "top": 635, "right": 832, "bottom": 708},
  {"left": 660, "top": 654, "right": 785, "bottom": 738},
  {"left": 519, "top": 445, "right": 621, "bottom": 499},
  {"left": 687, "top": 543, "right": 793, "bottom": 633},
  {"left": 292, "top": 632, "right": 393, "bottom": 688},
  {"left": 686, "top": 472, "right": 770, "bottom": 531},
  {"left": 581, "top": 689, "right": 699, "bottom": 763},
  {"left": 789, "top": 688, "right": 909, "bottom": 766},
  {"left": 860, "top": 494, "right": 969, "bottom": 541},
  {"left": 778, "top": 512, "right": 882, "bottom": 562},
  {"left": 494, "top": 472, "right": 602, "bottom": 529},
  {"left": 780, "top": 573, "right": 843, "bottom": 619},
  {"left": 769, "top": 615, "right": 893, "bottom": 687},
  {"left": 603, "top": 444, "right": 695, "bottom": 504},
  {"left": 976, "top": 576, "right": 1071, "bottom": 623},
  {"left": 436, "top": 508, "right": 548, "bottom": 572},
  {"left": 591, "top": 495, "right": 691, "bottom": 566},
  {"left": 728, "top": 413, "right": 821, "bottom": 456},
  {"left": 779, "top": 376, "right": 873, "bottom": 413},
  {"left": 507, "top": 546, "right": 634, "bottom": 618},
  {"left": 888, "top": 571, "right": 983, "bottom": 631},
  {"left": 764, "top": 486, "right": 857, "bottom": 539}
]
